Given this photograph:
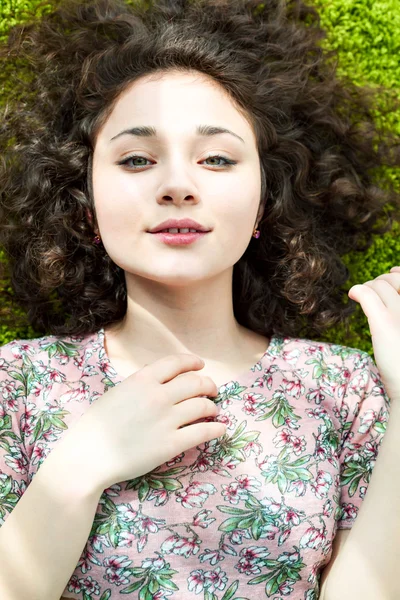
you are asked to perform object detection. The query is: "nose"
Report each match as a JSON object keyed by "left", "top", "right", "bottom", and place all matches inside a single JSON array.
[
  {"left": 156, "top": 164, "right": 201, "bottom": 206},
  {"left": 159, "top": 193, "right": 198, "bottom": 205}
]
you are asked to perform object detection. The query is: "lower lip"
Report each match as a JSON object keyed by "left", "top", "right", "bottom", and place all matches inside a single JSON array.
[{"left": 149, "top": 231, "right": 209, "bottom": 245}]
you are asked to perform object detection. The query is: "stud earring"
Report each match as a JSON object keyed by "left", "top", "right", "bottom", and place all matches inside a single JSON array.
[
  {"left": 253, "top": 228, "right": 261, "bottom": 239},
  {"left": 93, "top": 234, "right": 101, "bottom": 245}
]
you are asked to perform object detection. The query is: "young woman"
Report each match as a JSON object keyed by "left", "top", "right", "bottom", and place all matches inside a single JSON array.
[{"left": 0, "top": 0, "right": 399, "bottom": 599}]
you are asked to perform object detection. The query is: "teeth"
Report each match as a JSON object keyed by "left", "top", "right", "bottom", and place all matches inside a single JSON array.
[{"left": 161, "top": 228, "right": 199, "bottom": 233}]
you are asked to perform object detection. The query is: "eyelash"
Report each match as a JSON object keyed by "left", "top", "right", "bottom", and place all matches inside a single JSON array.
[{"left": 117, "top": 154, "right": 237, "bottom": 169}]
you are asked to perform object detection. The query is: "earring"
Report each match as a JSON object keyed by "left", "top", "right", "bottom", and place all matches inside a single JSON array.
[
  {"left": 93, "top": 234, "right": 101, "bottom": 245},
  {"left": 253, "top": 227, "right": 261, "bottom": 239}
]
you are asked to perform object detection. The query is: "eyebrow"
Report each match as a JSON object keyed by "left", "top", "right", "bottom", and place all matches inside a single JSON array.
[{"left": 110, "top": 124, "right": 245, "bottom": 144}]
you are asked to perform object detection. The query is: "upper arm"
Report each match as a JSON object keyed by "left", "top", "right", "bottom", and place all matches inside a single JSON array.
[{"left": 319, "top": 529, "right": 350, "bottom": 599}]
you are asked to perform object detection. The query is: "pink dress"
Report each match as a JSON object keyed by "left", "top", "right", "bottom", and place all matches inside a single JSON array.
[{"left": 0, "top": 328, "right": 389, "bottom": 599}]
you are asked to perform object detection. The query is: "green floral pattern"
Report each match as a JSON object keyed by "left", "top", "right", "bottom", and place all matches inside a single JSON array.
[{"left": 0, "top": 329, "right": 390, "bottom": 599}]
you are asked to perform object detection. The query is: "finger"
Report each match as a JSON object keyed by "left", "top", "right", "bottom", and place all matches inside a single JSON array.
[
  {"left": 140, "top": 353, "right": 205, "bottom": 384},
  {"left": 390, "top": 266, "right": 400, "bottom": 273},
  {"left": 348, "top": 283, "right": 387, "bottom": 312},
  {"left": 362, "top": 279, "right": 400, "bottom": 311},
  {"left": 172, "top": 396, "right": 219, "bottom": 428},
  {"left": 166, "top": 372, "right": 219, "bottom": 404},
  {"left": 176, "top": 421, "right": 227, "bottom": 450},
  {"left": 370, "top": 272, "right": 400, "bottom": 292}
]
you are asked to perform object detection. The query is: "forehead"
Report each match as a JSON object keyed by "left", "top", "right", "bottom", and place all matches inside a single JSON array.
[{"left": 96, "top": 70, "right": 256, "bottom": 146}]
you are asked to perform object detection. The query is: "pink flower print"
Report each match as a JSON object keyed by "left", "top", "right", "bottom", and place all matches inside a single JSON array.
[
  {"left": 166, "top": 451, "right": 184, "bottom": 466},
  {"left": 116, "top": 503, "right": 138, "bottom": 522},
  {"left": 153, "top": 590, "right": 173, "bottom": 599},
  {"left": 308, "top": 561, "right": 323, "bottom": 584},
  {"left": 305, "top": 345, "right": 324, "bottom": 358},
  {"left": 284, "top": 416, "right": 301, "bottom": 430},
  {"left": 282, "top": 508, "right": 301, "bottom": 526},
  {"left": 236, "top": 474, "right": 261, "bottom": 493},
  {"left": 364, "top": 440, "right": 379, "bottom": 460},
  {"left": 31, "top": 443, "right": 50, "bottom": 466},
  {"left": 103, "top": 555, "right": 133, "bottom": 585},
  {"left": 203, "top": 566, "right": 228, "bottom": 593},
  {"left": 67, "top": 575, "right": 82, "bottom": 594},
  {"left": 323, "top": 499, "right": 333, "bottom": 517},
  {"left": 229, "top": 528, "right": 252, "bottom": 545},
  {"left": 359, "top": 486, "right": 367, "bottom": 499},
  {"left": 221, "top": 482, "right": 242, "bottom": 505},
  {"left": 273, "top": 428, "right": 292, "bottom": 448},
  {"left": 300, "top": 526, "right": 326, "bottom": 550},
  {"left": 306, "top": 388, "right": 326, "bottom": 405},
  {"left": 216, "top": 454, "right": 240, "bottom": 471},
  {"left": 217, "top": 410, "right": 237, "bottom": 431},
  {"left": 73, "top": 355, "right": 85, "bottom": 369},
  {"left": 77, "top": 544, "right": 95, "bottom": 573},
  {"left": 243, "top": 394, "right": 263, "bottom": 416},
  {"left": 358, "top": 409, "right": 377, "bottom": 434},
  {"left": 199, "top": 548, "right": 225, "bottom": 565},
  {"left": 259, "top": 497, "right": 282, "bottom": 514},
  {"left": 99, "top": 359, "right": 118, "bottom": 377},
  {"left": 306, "top": 406, "right": 328, "bottom": 419},
  {"left": 153, "top": 588, "right": 173, "bottom": 600},
  {"left": 291, "top": 434, "right": 306, "bottom": 455},
  {"left": 80, "top": 575, "right": 101, "bottom": 596},
  {"left": 220, "top": 543, "right": 237, "bottom": 556},
  {"left": 161, "top": 534, "right": 201, "bottom": 557},
  {"left": 90, "top": 533, "right": 111, "bottom": 553},
  {"left": 1, "top": 445, "right": 28, "bottom": 475},
  {"left": 133, "top": 513, "right": 163, "bottom": 534},
  {"left": 287, "top": 479, "right": 307, "bottom": 497},
  {"left": 236, "top": 546, "right": 270, "bottom": 575},
  {"left": 12, "top": 343, "right": 36, "bottom": 359},
  {"left": 118, "top": 530, "right": 137, "bottom": 548},
  {"left": 243, "top": 440, "right": 263, "bottom": 457},
  {"left": 278, "top": 528, "right": 291, "bottom": 545},
  {"left": 341, "top": 503, "right": 358, "bottom": 521},
  {"left": 311, "top": 470, "right": 333, "bottom": 499},
  {"left": 188, "top": 569, "right": 206, "bottom": 594},
  {"left": 20, "top": 410, "right": 36, "bottom": 439},
  {"left": 192, "top": 509, "right": 216, "bottom": 529},
  {"left": 193, "top": 454, "right": 215, "bottom": 471},
  {"left": 60, "top": 381, "right": 91, "bottom": 403},
  {"left": 0, "top": 379, "right": 19, "bottom": 403},
  {"left": 176, "top": 481, "right": 217, "bottom": 508},
  {"left": 147, "top": 488, "right": 169, "bottom": 506},
  {"left": 261, "top": 523, "right": 280, "bottom": 540},
  {"left": 141, "top": 557, "right": 166, "bottom": 571},
  {"left": 30, "top": 381, "right": 43, "bottom": 397},
  {"left": 283, "top": 377, "right": 304, "bottom": 399},
  {"left": 278, "top": 582, "right": 295, "bottom": 595},
  {"left": 349, "top": 371, "right": 369, "bottom": 396},
  {"left": 282, "top": 349, "right": 301, "bottom": 365}
]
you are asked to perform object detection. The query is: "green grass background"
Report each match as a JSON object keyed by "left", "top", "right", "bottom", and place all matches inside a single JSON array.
[{"left": 0, "top": 0, "right": 399, "bottom": 354}]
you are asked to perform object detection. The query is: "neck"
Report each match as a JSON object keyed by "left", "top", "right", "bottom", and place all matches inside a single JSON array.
[{"left": 105, "top": 268, "right": 255, "bottom": 363}]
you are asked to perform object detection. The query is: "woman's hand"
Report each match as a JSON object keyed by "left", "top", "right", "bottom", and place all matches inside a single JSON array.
[{"left": 348, "top": 266, "right": 400, "bottom": 402}]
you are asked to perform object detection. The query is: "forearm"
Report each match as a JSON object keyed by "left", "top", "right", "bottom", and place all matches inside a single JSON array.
[
  {"left": 0, "top": 426, "right": 103, "bottom": 600},
  {"left": 322, "top": 399, "right": 400, "bottom": 600}
]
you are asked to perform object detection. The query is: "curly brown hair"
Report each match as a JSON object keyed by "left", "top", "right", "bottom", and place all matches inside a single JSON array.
[{"left": 0, "top": 0, "right": 399, "bottom": 340}]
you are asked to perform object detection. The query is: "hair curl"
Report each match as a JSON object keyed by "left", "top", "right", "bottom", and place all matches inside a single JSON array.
[{"left": 0, "top": 0, "right": 399, "bottom": 339}]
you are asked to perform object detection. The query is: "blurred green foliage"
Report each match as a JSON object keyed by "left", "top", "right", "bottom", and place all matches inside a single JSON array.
[{"left": 0, "top": 0, "right": 399, "bottom": 353}]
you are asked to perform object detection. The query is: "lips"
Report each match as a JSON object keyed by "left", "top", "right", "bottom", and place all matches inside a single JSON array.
[{"left": 148, "top": 219, "right": 211, "bottom": 233}]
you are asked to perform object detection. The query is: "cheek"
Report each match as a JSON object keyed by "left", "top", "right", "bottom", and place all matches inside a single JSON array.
[{"left": 93, "top": 170, "right": 142, "bottom": 229}]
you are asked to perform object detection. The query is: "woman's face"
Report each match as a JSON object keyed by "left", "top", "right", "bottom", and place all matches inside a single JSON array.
[{"left": 92, "top": 70, "right": 263, "bottom": 287}]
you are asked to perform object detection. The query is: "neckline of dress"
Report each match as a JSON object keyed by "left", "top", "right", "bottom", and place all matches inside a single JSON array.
[{"left": 97, "top": 327, "right": 279, "bottom": 388}]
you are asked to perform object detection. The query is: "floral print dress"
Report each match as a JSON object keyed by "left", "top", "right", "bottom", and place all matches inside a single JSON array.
[{"left": 0, "top": 328, "right": 390, "bottom": 599}]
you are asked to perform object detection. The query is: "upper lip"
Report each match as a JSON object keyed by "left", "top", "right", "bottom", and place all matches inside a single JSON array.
[{"left": 148, "top": 219, "right": 211, "bottom": 233}]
